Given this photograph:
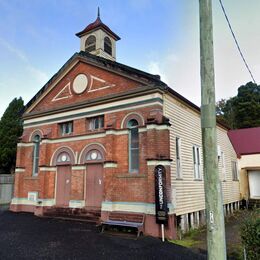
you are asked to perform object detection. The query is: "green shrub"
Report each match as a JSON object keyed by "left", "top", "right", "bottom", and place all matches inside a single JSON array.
[{"left": 240, "top": 209, "right": 260, "bottom": 260}]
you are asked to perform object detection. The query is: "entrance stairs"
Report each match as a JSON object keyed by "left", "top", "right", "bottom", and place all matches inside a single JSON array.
[{"left": 43, "top": 207, "right": 101, "bottom": 224}]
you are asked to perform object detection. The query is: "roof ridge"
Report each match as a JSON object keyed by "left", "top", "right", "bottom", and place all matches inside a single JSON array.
[{"left": 78, "top": 51, "right": 167, "bottom": 86}]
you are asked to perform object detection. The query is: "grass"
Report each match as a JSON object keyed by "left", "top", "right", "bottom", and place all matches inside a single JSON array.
[
  {"left": 169, "top": 210, "right": 254, "bottom": 259},
  {"left": 169, "top": 238, "right": 199, "bottom": 248},
  {"left": 169, "top": 227, "right": 205, "bottom": 248}
]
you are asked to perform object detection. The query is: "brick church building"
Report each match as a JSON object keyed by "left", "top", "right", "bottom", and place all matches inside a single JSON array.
[{"left": 10, "top": 11, "right": 240, "bottom": 239}]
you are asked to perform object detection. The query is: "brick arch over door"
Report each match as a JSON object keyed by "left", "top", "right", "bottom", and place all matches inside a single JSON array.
[
  {"left": 50, "top": 147, "right": 75, "bottom": 166},
  {"left": 79, "top": 143, "right": 106, "bottom": 164}
]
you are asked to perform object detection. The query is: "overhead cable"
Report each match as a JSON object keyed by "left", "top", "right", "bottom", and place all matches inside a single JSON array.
[{"left": 219, "top": 0, "right": 256, "bottom": 83}]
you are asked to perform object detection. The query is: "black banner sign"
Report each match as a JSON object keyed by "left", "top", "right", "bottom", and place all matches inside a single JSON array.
[{"left": 154, "top": 165, "right": 168, "bottom": 224}]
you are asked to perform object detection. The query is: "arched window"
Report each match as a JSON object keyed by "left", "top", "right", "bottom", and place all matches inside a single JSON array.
[
  {"left": 127, "top": 119, "right": 139, "bottom": 173},
  {"left": 32, "top": 135, "right": 41, "bottom": 176},
  {"left": 85, "top": 35, "right": 96, "bottom": 52},
  {"left": 104, "top": 36, "right": 112, "bottom": 55}
]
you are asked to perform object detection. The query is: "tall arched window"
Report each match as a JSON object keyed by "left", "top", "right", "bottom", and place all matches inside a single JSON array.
[
  {"left": 127, "top": 119, "right": 139, "bottom": 173},
  {"left": 104, "top": 36, "right": 112, "bottom": 55},
  {"left": 85, "top": 35, "right": 96, "bottom": 52},
  {"left": 32, "top": 135, "right": 41, "bottom": 176}
]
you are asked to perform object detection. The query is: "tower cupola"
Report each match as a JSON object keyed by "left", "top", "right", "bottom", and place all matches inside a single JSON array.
[{"left": 76, "top": 8, "right": 120, "bottom": 61}]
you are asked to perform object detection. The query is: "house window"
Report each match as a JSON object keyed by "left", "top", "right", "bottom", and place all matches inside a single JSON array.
[
  {"left": 32, "top": 135, "right": 41, "bottom": 176},
  {"left": 193, "top": 145, "right": 201, "bottom": 179},
  {"left": 128, "top": 119, "right": 139, "bottom": 173},
  {"left": 85, "top": 35, "right": 96, "bottom": 52},
  {"left": 176, "top": 137, "right": 182, "bottom": 179},
  {"left": 104, "top": 36, "right": 112, "bottom": 55},
  {"left": 60, "top": 121, "right": 73, "bottom": 136},
  {"left": 232, "top": 161, "right": 238, "bottom": 180},
  {"left": 87, "top": 116, "right": 104, "bottom": 131},
  {"left": 221, "top": 151, "right": 226, "bottom": 181}
]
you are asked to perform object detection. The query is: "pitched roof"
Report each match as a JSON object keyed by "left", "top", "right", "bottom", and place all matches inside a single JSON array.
[
  {"left": 24, "top": 51, "right": 167, "bottom": 113},
  {"left": 228, "top": 127, "right": 260, "bottom": 156},
  {"left": 24, "top": 51, "right": 228, "bottom": 130},
  {"left": 75, "top": 16, "right": 120, "bottom": 40}
]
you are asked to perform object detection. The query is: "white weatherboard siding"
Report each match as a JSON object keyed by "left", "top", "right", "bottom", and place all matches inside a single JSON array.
[
  {"left": 216, "top": 127, "right": 240, "bottom": 204},
  {"left": 164, "top": 94, "right": 239, "bottom": 216}
]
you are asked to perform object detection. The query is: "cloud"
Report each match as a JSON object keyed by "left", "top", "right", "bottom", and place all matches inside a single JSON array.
[
  {"left": 146, "top": 50, "right": 201, "bottom": 106},
  {"left": 147, "top": 61, "right": 169, "bottom": 84},
  {"left": 0, "top": 38, "right": 28, "bottom": 63},
  {"left": 26, "top": 66, "right": 48, "bottom": 85},
  {"left": 0, "top": 38, "right": 48, "bottom": 85}
]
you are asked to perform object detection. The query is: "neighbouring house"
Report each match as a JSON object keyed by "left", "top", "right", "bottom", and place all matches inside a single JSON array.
[
  {"left": 10, "top": 12, "right": 240, "bottom": 238},
  {"left": 228, "top": 127, "right": 260, "bottom": 208}
]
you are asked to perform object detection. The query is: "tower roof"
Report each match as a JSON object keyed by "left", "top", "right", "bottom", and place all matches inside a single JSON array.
[{"left": 75, "top": 8, "right": 120, "bottom": 40}]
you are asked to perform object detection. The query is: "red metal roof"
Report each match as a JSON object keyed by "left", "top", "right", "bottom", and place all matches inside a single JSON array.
[
  {"left": 228, "top": 127, "right": 260, "bottom": 156},
  {"left": 75, "top": 16, "right": 120, "bottom": 40}
]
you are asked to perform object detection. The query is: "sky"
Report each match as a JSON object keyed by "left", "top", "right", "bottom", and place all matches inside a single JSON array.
[{"left": 0, "top": 0, "right": 259, "bottom": 118}]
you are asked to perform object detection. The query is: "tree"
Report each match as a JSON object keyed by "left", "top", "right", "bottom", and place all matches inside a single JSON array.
[
  {"left": 216, "top": 82, "right": 260, "bottom": 129},
  {"left": 216, "top": 98, "right": 237, "bottom": 129},
  {"left": 0, "top": 97, "right": 24, "bottom": 174},
  {"left": 234, "top": 82, "right": 260, "bottom": 128}
]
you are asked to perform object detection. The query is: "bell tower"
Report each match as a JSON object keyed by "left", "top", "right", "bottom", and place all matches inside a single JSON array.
[{"left": 76, "top": 8, "right": 120, "bottom": 61}]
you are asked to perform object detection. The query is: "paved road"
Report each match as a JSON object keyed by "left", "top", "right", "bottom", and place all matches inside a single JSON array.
[{"left": 0, "top": 211, "right": 206, "bottom": 260}]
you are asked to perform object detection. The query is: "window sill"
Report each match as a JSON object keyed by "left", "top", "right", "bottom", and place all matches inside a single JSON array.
[
  {"left": 116, "top": 173, "right": 147, "bottom": 179},
  {"left": 194, "top": 178, "right": 203, "bottom": 181},
  {"left": 86, "top": 129, "right": 105, "bottom": 134},
  {"left": 24, "top": 176, "right": 39, "bottom": 180},
  {"left": 176, "top": 178, "right": 183, "bottom": 180},
  {"left": 60, "top": 133, "right": 73, "bottom": 137}
]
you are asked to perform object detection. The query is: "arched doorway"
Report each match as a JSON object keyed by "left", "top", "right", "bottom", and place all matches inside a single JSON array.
[
  {"left": 81, "top": 145, "right": 105, "bottom": 209},
  {"left": 53, "top": 148, "right": 75, "bottom": 207}
]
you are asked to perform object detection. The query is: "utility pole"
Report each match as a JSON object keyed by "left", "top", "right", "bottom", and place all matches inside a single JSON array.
[{"left": 199, "top": 1, "right": 226, "bottom": 259}]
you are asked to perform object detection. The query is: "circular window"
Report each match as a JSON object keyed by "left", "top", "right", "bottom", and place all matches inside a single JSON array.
[
  {"left": 61, "top": 155, "right": 68, "bottom": 162},
  {"left": 86, "top": 149, "right": 103, "bottom": 161},
  {"left": 90, "top": 152, "right": 98, "bottom": 160},
  {"left": 57, "top": 152, "right": 71, "bottom": 163},
  {"left": 72, "top": 74, "right": 88, "bottom": 94}
]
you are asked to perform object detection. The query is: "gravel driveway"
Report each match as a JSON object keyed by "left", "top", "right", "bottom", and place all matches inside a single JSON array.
[{"left": 0, "top": 210, "right": 206, "bottom": 260}]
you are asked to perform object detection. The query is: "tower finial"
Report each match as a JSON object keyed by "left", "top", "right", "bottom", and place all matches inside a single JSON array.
[{"left": 97, "top": 7, "right": 100, "bottom": 18}]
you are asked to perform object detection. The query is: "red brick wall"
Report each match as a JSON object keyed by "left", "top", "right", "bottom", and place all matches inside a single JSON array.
[
  {"left": 16, "top": 104, "right": 171, "bottom": 205},
  {"left": 31, "top": 61, "right": 144, "bottom": 113}
]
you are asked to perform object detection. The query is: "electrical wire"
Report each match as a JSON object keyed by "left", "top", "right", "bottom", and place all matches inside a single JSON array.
[{"left": 218, "top": 0, "right": 256, "bottom": 84}]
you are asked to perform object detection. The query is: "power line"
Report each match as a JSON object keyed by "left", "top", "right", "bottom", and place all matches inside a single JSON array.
[{"left": 218, "top": 0, "right": 256, "bottom": 84}]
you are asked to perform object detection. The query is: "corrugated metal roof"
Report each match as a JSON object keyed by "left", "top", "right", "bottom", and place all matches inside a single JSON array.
[{"left": 228, "top": 127, "right": 260, "bottom": 156}]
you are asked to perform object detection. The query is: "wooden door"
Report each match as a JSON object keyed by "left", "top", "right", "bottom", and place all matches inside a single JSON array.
[
  {"left": 86, "top": 164, "right": 103, "bottom": 208},
  {"left": 56, "top": 166, "right": 71, "bottom": 206}
]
